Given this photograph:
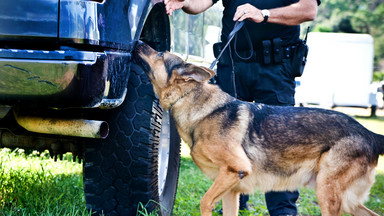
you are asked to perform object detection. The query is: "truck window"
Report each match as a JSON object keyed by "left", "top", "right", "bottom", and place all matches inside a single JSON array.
[{"left": 170, "top": 3, "right": 223, "bottom": 66}]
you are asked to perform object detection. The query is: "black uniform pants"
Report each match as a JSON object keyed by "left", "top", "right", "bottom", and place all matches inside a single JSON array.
[
  {"left": 216, "top": 59, "right": 299, "bottom": 216},
  {"left": 216, "top": 59, "right": 296, "bottom": 105}
]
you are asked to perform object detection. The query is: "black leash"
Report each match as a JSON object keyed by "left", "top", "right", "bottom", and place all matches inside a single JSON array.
[
  {"left": 209, "top": 21, "right": 247, "bottom": 70},
  {"left": 209, "top": 21, "right": 253, "bottom": 99}
]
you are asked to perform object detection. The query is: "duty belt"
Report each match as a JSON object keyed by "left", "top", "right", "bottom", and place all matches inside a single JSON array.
[{"left": 234, "top": 38, "right": 298, "bottom": 64}]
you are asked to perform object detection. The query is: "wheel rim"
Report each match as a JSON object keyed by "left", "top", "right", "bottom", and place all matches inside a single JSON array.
[{"left": 158, "top": 110, "right": 171, "bottom": 196}]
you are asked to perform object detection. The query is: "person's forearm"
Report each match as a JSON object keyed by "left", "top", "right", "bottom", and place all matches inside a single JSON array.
[
  {"left": 181, "top": 0, "right": 214, "bottom": 14},
  {"left": 268, "top": 0, "right": 318, "bottom": 25},
  {"left": 234, "top": 0, "right": 318, "bottom": 26}
]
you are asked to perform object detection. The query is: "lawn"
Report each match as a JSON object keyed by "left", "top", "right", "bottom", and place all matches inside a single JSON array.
[
  {"left": 0, "top": 110, "right": 383, "bottom": 216},
  {"left": 0, "top": 150, "right": 91, "bottom": 216}
]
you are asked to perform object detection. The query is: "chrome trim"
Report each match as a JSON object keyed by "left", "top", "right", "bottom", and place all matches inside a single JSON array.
[
  {"left": 0, "top": 48, "right": 97, "bottom": 61},
  {"left": 0, "top": 48, "right": 131, "bottom": 108},
  {"left": 95, "top": 88, "right": 127, "bottom": 109}
]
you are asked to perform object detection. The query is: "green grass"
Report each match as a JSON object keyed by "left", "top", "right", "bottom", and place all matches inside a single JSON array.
[
  {"left": 0, "top": 113, "right": 384, "bottom": 215},
  {"left": 0, "top": 149, "right": 90, "bottom": 216}
]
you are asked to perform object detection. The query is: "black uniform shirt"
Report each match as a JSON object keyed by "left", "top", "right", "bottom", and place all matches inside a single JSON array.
[{"left": 213, "top": 0, "right": 321, "bottom": 50}]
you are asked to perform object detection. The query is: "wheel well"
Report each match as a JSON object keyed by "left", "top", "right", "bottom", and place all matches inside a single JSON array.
[{"left": 140, "top": 3, "right": 170, "bottom": 52}]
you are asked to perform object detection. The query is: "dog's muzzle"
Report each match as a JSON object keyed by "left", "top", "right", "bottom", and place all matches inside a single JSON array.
[{"left": 133, "top": 41, "right": 152, "bottom": 74}]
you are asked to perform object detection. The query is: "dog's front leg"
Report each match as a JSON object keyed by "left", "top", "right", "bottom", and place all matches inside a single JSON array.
[
  {"left": 200, "top": 166, "right": 248, "bottom": 216},
  {"left": 222, "top": 189, "right": 240, "bottom": 216}
]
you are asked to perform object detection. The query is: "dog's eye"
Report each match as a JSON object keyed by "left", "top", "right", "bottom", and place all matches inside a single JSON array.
[{"left": 158, "top": 52, "right": 164, "bottom": 58}]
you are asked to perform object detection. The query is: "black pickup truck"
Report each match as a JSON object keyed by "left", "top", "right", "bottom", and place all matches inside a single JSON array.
[{"left": 0, "top": 0, "right": 181, "bottom": 215}]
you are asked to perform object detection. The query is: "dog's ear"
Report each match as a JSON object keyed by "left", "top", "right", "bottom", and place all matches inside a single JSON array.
[{"left": 179, "top": 64, "right": 216, "bottom": 82}]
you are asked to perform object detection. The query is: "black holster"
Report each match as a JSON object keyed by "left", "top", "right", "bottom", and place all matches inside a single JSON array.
[
  {"left": 213, "top": 42, "right": 222, "bottom": 59},
  {"left": 213, "top": 42, "right": 232, "bottom": 66},
  {"left": 290, "top": 40, "right": 309, "bottom": 77}
]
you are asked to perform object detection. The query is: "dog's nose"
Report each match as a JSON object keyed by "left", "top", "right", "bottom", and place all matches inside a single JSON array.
[{"left": 133, "top": 40, "right": 146, "bottom": 58}]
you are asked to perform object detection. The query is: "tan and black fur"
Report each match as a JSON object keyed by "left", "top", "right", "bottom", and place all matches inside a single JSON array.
[{"left": 134, "top": 42, "right": 384, "bottom": 216}]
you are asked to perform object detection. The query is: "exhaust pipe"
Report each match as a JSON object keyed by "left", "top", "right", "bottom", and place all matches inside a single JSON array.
[{"left": 14, "top": 114, "right": 109, "bottom": 139}]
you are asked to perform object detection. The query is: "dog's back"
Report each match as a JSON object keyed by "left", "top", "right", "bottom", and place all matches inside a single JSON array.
[{"left": 244, "top": 104, "right": 384, "bottom": 161}]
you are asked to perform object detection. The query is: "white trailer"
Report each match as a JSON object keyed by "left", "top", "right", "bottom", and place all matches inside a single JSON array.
[{"left": 295, "top": 32, "right": 376, "bottom": 108}]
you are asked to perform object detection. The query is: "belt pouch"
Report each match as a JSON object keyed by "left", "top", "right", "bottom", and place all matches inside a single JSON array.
[
  {"left": 273, "top": 38, "right": 283, "bottom": 63},
  {"left": 262, "top": 40, "right": 271, "bottom": 64}
]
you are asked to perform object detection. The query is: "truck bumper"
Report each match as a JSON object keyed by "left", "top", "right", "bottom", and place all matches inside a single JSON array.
[{"left": 0, "top": 48, "right": 131, "bottom": 108}]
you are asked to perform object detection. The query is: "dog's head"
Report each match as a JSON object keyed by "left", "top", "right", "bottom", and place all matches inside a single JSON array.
[{"left": 134, "top": 42, "right": 216, "bottom": 109}]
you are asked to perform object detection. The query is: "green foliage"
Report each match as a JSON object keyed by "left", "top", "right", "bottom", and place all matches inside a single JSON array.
[
  {"left": 312, "top": 24, "right": 332, "bottom": 32},
  {"left": 374, "top": 34, "right": 384, "bottom": 65},
  {"left": 332, "top": 13, "right": 357, "bottom": 33},
  {"left": 373, "top": 71, "right": 384, "bottom": 82}
]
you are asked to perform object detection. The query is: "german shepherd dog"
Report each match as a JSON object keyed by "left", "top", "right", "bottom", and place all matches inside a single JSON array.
[{"left": 134, "top": 42, "right": 384, "bottom": 216}]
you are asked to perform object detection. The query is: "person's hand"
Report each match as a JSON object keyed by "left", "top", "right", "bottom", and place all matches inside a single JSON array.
[
  {"left": 164, "top": 0, "right": 185, "bottom": 16},
  {"left": 233, "top": 3, "right": 263, "bottom": 23}
]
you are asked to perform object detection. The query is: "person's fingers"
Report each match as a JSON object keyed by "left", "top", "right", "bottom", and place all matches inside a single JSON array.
[
  {"left": 239, "top": 10, "right": 248, "bottom": 22},
  {"left": 233, "top": 4, "right": 261, "bottom": 23},
  {"left": 233, "top": 4, "right": 248, "bottom": 21},
  {"left": 164, "top": 0, "right": 180, "bottom": 15}
]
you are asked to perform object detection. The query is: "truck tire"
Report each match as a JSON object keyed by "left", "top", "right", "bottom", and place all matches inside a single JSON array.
[{"left": 83, "top": 63, "right": 181, "bottom": 216}]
